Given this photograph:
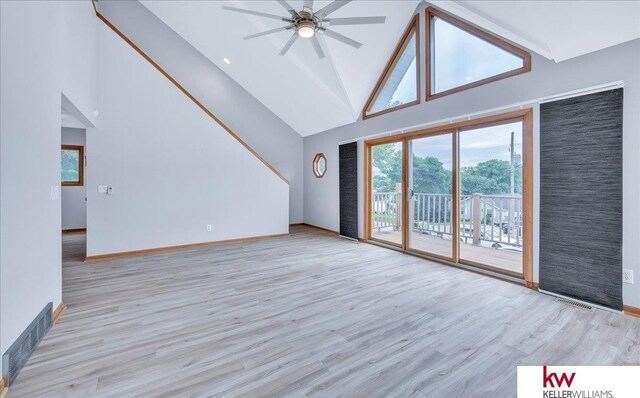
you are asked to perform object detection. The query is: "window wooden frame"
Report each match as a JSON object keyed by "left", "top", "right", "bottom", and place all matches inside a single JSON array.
[
  {"left": 61, "top": 145, "right": 84, "bottom": 186},
  {"left": 313, "top": 153, "right": 327, "bottom": 178},
  {"left": 425, "top": 7, "right": 531, "bottom": 101},
  {"left": 362, "top": 14, "right": 420, "bottom": 120},
  {"left": 364, "top": 109, "right": 533, "bottom": 284}
]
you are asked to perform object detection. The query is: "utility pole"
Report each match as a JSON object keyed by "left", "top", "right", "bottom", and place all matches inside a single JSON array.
[
  {"left": 508, "top": 131, "right": 515, "bottom": 238},
  {"left": 510, "top": 131, "right": 515, "bottom": 196}
]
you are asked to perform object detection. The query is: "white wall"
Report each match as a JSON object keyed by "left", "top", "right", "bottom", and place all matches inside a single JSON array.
[
  {"left": 59, "top": 1, "right": 98, "bottom": 128},
  {"left": 87, "top": 23, "right": 289, "bottom": 256},
  {"left": 303, "top": 24, "right": 640, "bottom": 307},
  {"left": 61, "top": 127, "right": 87, "bottom": 230},
  {"left": 0, "top": 0, "right": 97, "bottom": 377},
  {"left": 97, "top": 0, "right": 304, "bottom": 224}
]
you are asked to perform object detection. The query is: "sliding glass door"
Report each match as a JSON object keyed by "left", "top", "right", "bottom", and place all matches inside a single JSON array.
[
  {"left": 365, "top": 110, "right": 531, "bottom": 281},
  {"left": 458, "top": 121, "right": 524, "bottom": 276},
  {"left": 369, "top": 141, "right": 404, "bottom": 246},
  {"left": 407, "top": 132, "right": 455, "bottom": 260}
]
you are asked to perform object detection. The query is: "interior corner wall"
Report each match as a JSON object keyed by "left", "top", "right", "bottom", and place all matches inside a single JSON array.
[
  {"left": 61, "top": 128, "right": 87, "bottom": 231},
  {"left": 87, "top": 23, "right": 289, "bottom": 257},
  {"left": 97, "top": 0, "right": 303, "bottom": 224},
  {"left": 303, "top": 38, "right": 640, "bottom": 308},
  {"left": 0, "top": 0, "right": 97, "bottom": 377}
]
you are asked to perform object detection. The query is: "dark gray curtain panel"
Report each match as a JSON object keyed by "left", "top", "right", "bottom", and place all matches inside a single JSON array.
[
  {"left": 339, "top": 142, "right": 358, "bottom": 240},
  {"left": 540, "top": 88, "right": 623, "bottom": 310}
]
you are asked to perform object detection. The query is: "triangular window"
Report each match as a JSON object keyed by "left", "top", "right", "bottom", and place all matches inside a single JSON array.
[
  {"left": 427, "top": 7, "right": 530, "bottom": 100},
  {"left": 363, "top": 15, "right": 420, "bottom": 119}
]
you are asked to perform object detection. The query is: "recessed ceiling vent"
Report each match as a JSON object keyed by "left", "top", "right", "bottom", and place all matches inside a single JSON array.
[{"left": 2, "top": 302, "right": 53, "bottom": 386}]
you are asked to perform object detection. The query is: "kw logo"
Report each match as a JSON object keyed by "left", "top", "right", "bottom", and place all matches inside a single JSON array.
[{"left": 543, "top": 366, "right": 576, "bottom": 388}]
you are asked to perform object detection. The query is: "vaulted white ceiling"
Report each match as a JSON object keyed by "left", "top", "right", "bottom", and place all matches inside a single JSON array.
[
  {"left": 141, "top": 0, "right": 420, "bottom": 136},
  {"left": 140, "top": 1, "right": 640, "bottom": 137}
]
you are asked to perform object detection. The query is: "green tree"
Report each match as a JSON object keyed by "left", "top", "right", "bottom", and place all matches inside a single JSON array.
[
  {"left": 412, "top": 156, "right": 451, "bottom": 194},
  {"left": 460, "top": 159, "right": 521, "bottom": 195},
  {"left": 373, "top": 144, "right": 452, "bottom": 193},
  {"left": 372, "top": 145, "right": 521, "bottom": 196},
  {"left": 372, "top": 144, "right": 402, "bottom": 192}
]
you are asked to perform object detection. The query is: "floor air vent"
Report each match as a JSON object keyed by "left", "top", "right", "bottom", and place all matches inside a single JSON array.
[
  {"left": 2, "top": 302, "right": 52, "bottom": 386},
  {"left": 554, "top": 297, "right": 593, "bottom": 310}
]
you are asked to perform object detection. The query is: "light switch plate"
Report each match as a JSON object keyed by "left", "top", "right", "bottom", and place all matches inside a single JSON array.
[{"left": 97, "top": 185, "right": 108, "bottom": 194}]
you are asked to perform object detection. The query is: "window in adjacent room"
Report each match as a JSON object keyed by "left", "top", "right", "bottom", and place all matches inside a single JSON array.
[{"left": 61, "top": 145, "right": 84, "bottom": 186}]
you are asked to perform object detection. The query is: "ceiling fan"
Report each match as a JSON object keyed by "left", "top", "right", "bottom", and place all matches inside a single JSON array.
[{"left": 223, "top": 0, "right": 386, "bottom": 59}]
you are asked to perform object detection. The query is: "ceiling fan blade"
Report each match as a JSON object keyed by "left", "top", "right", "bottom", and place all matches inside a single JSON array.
[
  {"left": 243, "top": 25, "right": 294, "bottom": 40},
  {"left": 310, "top": 35, "right": 325, "bottom": 59},
  {"left": 315, "top": 0, "right": 351, "bottom": 18},
  {"left": 277, "top": 0, "right": 298, "bottom": 17},
  {"left": 222, "top": 6, "right": 292, "bottom": 22},
  {"left": 279, "top": 33, "right": 299, "bottom": 56},
  {"left": 303, "top": 0, "right": 314, "bottom": 10},
  {"left": 321, "top": 29, "right": 362, "bottom": 49},
  {"left": 325, "top": 16, "right": 386, "bottom": 26}
]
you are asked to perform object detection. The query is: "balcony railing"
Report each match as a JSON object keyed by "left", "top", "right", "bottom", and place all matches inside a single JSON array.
[
  {"left": 372, "top": 192, "right": 523, "bottom": 248},
  {"left": 372, "top": 192, "right": 402, "bottom": 232}
]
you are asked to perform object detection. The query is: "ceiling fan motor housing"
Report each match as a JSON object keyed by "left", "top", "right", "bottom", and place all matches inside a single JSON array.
[
  {"left": 295, "top": 10, "right": 320, "bottom": 37},
  {"left": 223, "top": 1, "right": 386, "bottom": 57}
]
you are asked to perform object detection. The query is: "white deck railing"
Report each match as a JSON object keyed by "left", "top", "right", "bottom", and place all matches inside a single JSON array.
[
  {"left": 372, "top": 192, "right": 402, "bottom": 232},
  {"left": 372, "top": 192, "right": 522, "bottom": 248}
]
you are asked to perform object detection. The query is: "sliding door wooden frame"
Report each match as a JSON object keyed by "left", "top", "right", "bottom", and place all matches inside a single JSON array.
[
  {"left": 402, "top": 139, "right": 409, "bottom": 251},
  {"left": 404, "top": 130, "right": 456, "bottom": 262},
  {"left": 522, "top": 109, "right": 533, "bottom": 284},
  {"left": 364, "top": 137, "right": 404, "bottom": 248},
  {"left": 452, "top": 131, "right": 460, "bottom": 264},
  {"left": 456, "top": 113, "right": 531, "bottom": 279},
  {"left": 364, "top": 108, "right": 533, "bottom": 284}
]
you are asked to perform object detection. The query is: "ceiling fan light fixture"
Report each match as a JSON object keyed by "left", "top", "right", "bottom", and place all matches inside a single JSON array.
[
  {"left": 223, "top": 0, "right": 385, "bottom": 58},
  {"left": 297, "top": 23, "right": 315, "bottom": 38}
]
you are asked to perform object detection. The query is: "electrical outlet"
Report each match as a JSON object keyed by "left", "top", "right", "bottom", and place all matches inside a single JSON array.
[
  {"left": 623, "top": 269, "right": 634, "bottom": 284},
  {"left": 206, "top": 224, "right": 212, "bottom": 232}
]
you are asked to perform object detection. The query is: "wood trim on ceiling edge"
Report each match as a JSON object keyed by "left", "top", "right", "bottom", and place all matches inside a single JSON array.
[
  {"left": 93, "top": 9, "right": 289, "bottom": 185},
  {"left": 85, "top": 232, "right": 289, "bottom": 261}
]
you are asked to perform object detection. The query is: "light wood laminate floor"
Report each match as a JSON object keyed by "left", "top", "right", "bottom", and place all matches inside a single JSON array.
[{"left": 8, "top": 226, "right": 640, "bottom": 397}]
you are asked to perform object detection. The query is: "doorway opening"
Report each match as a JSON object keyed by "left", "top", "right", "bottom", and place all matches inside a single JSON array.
[{"left": 60, "top": 96, "right": 90, "bottom": 270}]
